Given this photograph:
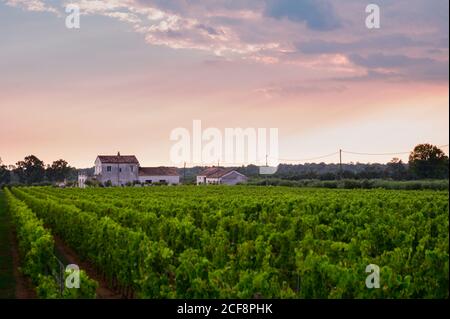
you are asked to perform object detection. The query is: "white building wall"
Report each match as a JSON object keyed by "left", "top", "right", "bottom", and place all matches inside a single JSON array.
[
  {"left": 78, "top": 174, "right": 87, "bottom": 188},
  {"left": 197, "top": 176, "right": 206, "bottom": 185},
  {"left": 139, "top": 175, "right": 180, "bottom": 185},
  {"left": 94, "top": 158, "right": 102, "bottom": 175},
  {"left": 95, "top": 160, "right": 139, "bottom": 186}
]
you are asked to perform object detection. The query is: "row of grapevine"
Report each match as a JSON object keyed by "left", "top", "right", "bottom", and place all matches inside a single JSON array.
[
  {"left": 4, "top": 188, "right": 98, "bottom": 298},
  {"left": 10, "top": 187, "right": 175, "bottom": 298},
  {"left": 11, "top": 186, "right": 449, "bottom": 298}
]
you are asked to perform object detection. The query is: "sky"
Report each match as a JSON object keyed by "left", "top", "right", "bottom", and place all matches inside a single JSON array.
[{"left": 0, "top": 0, "right": 448, "bottom": 168}]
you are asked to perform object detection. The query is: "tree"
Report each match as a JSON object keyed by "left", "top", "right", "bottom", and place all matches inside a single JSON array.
[
  {"left": 359, "top": 166, "right": 383, "bottom": 179},
  {"left": 15, "top": 155, "right": 46, "bottom": 184},
  {"left": 46, "top": 159, "right": 73, "bottom": 182},
  {"left": 386, "top": 158, "right": 408, "bottom": 180},
  {"left": 0, "top": 157, "right": 10, "bottom": 185},
  {"left": 408, "top": 144, "right": 449, "bottom": 179}
]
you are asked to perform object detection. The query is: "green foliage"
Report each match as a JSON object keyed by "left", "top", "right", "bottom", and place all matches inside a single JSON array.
[
  {"left": 0, "top": 164, "right": 10, "bottom": 186},
  {"left": 0, "top": 190, "right": 15, "bottom": 298},
  {"left": 4, "top": 188, "right": 97, "bottom": 299},
  {"left": 247, "top": 178, "right": 449, "bottom": 190},
  {"left": 35, "top": 275, "right": 61, "bottom": 299},
  {"left": 62, "top": 270, "right": 98, "bottom": 299},
  {"left": 84, "top": 179, "right": 101, "bottom": 187},
  {"left": 9, "top": 186, "right": 449, "bottom": 299},
  {"left": 46, "top": 159, "right": 76, "bottom": 183},
  {"left": 35, "top": 270, "right": 98, "bottom": 299},
  {"left": 14, "top": 155, "right": 46, "bottom": 185},
  {"left": 409, "top": 144, "right": 449, "bottom": 179},
  {"left": 5, "top": 188, "right": 54, "bottom": 281}
]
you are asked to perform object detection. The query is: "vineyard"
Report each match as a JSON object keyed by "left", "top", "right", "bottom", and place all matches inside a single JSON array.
[{"left": 3, "top": 186, "right": 449, "bottom": 298}]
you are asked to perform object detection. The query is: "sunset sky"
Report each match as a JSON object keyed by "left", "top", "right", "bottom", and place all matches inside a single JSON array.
[{"left": 0, "top": 0, "right": 448, "bottom": 168}]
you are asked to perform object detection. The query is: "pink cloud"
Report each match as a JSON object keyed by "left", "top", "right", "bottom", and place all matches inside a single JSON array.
[
  {"left": 5, "top": 0, "right": 59, "bottom": 14},
  {"left": 3, "top": 0, "right": 448, "bottom": 80}
]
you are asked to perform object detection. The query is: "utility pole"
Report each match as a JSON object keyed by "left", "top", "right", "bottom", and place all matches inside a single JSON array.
[{"left": 339, "top": 149, "right": 343, "bottom": 179}]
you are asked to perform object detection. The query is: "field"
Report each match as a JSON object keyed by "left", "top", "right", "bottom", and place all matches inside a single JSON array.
[{"left": 2, "top": 186, "right": 449, "bottom": 299}]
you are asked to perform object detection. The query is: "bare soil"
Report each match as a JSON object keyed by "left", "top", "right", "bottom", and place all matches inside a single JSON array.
[{"left": 52, "top": 235, "right": 124, "bottom": 299}]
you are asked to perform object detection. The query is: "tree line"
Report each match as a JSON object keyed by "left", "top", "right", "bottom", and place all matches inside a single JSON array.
[
  {"left": 1, "top": 143, "right": 448, "bottom": 187},
  {"left": 205, "top": 144, "right": 449, "bottom": 182},
  {"left": 0, "top": 156, "right": 77, "bottom": 186}
]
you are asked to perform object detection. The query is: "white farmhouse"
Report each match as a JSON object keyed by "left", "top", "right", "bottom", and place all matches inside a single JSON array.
[
  {"left": 94, "top": 153, "right": 140, "bottom": 186},
  {"left": 78, "top": 153, "right": 180, "bottom": 187},
  {"left": 196, "top": 167, "right": 248, "bottom": 185}
]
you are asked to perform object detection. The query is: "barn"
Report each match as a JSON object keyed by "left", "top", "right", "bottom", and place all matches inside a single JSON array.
[{"left": 138, "top": 167, "right": 180, "bottom": 185}]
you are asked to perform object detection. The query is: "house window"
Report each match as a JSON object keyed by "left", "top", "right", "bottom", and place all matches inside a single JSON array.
[
  {"left": 130, "top": 166, "right": 134, "bottom": 172},
  {"left": 146, "top": 180, "right": 152, "bottom": 183},
  {"left": 119, "top": 168, "right": 122, "bottom": 173},
  {"left": 107, "top": 166, "right": 112, "bottom": 172}
]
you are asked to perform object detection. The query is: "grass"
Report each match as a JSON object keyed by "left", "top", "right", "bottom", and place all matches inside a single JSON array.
[{"left": 0, "top": 190, "right": 15, "bottom": 298}]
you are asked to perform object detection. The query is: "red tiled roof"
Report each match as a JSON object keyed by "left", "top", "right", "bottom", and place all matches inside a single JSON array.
[
  {"left": 198, "top": 167, "right": 237, "bottom": 178},
  {"left": 139, "top": 167, "right": 180, "bottom": 176},
  {"left": 97, "top": 155, "right": 139, "bottom": 164}
]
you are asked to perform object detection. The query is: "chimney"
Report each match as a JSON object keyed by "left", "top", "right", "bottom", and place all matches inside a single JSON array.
[{"left": 117, "top": 151, "right": 121, "bottom": 156}]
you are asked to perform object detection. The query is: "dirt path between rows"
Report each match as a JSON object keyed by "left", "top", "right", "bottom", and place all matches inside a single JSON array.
[{"left": 52, "top": 235, "right": 123, "bottom": 299}]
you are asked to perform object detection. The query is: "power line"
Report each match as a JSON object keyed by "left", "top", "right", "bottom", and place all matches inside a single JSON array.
[
  {"left": 269, "top": 151, "right": 339, "bottom": 163},
  {"left": 191, "top": 145, "right": 449, "bottom": 166},
  {"left": 342, "top": 144, "right": 449, "bottom": 156},
  {"left": 342, "top": 150, "right": 411, "bottom": 156}
]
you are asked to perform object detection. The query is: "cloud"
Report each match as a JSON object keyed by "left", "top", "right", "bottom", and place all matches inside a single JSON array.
[
  {"left": 134, "top": 0, "right": 260, "bottom": 16},
  {"left": 254, "top": 83, "right": 347, "bottom": 98},
  {"left": 0, "top": 0, "right": 276, "bottom": 58},
  {"left": 62, "top": 0, "right": 281, "bottom": 57},
  {"left": 350, "top": 53, "right": 419, "bottom": 69},
  {"left": 264, "top": 0, "right": 340, "bottom": 31},
  {"left": 297, "top": 34, "right": 430, "bottom": 55},
  {"left": 340, "top": 53, "right": 449, "bottom": 82},
  {"left": 2, "top": 0, "right": 448, "bottom": 80},
  {"left": 5, "top": 0, "right": 59, "bottom": 14}
]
